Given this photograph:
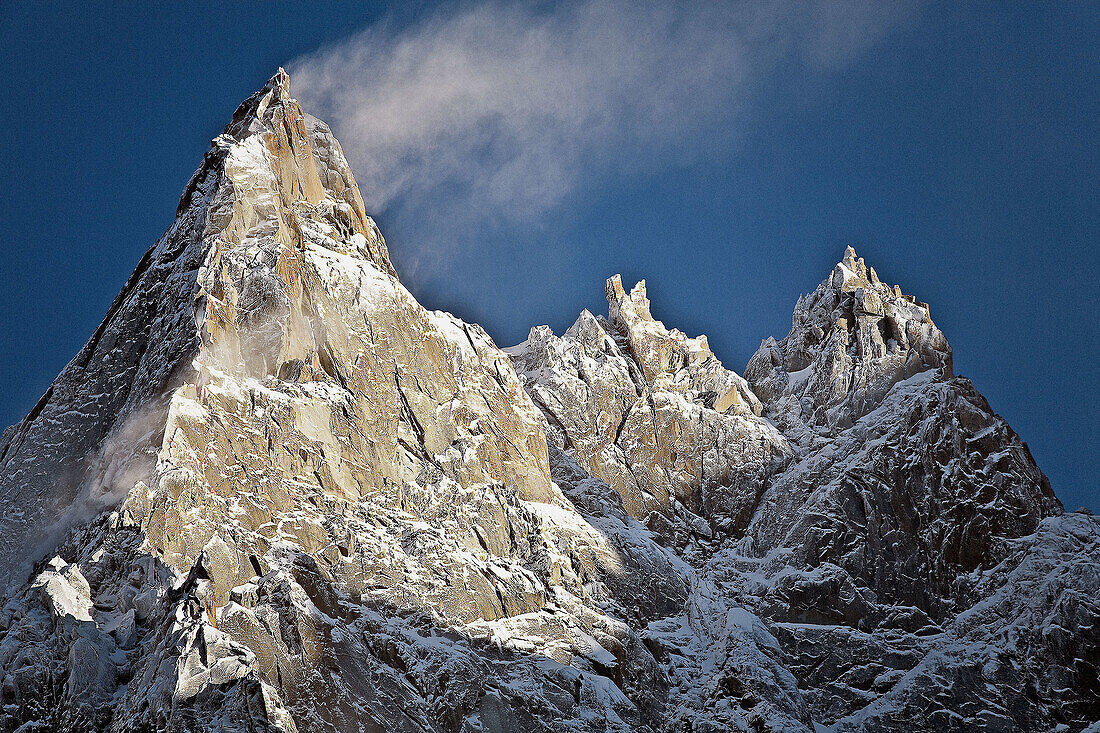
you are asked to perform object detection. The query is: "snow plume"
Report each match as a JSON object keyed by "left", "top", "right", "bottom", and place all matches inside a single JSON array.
[
  {"left": 289, "top": 0, "right": 913, "bottom": 276},
  {"left": 20, "top": 400, "right": 167, "bottom": 582}
]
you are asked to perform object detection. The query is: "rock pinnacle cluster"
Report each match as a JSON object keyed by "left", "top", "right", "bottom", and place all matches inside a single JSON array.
[{"left": 1, "top": 71, "right": 1096, "bottom": 733}]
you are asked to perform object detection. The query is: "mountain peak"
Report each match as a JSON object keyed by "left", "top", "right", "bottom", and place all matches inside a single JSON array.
[
  {"left": 0, "top": 73, "right": 1090, "bottom": 733},
  {"left": 602, "top": 274, "right": 762, "bottom": 413},
  {"left": 837, "top": 244, "right": 867, "bottom": 283},
  {"left": 223, "top": 67, "right": 295, "bottom": 139},
  {"left": 0, "top": 67, "right": 401, "bottom": 590},
  {"left": 2, "top": 69, "right": 570, "bottom": 729},
  {"left": 746, "top": 247, "right": 952, "bottom": 434},
  {"left": 269, "top": 66, "right": 292, "bottom": 97},
  {"left": 830, "top": 245, "right": 884, "bottom": 292}
]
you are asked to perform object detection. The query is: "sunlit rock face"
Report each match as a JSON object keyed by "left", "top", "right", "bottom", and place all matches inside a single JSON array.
[
  {"left": 507, "top": 276, "right": 789, "bottom": 543},
  {"left": 0, "top": 72, "right": 1096, "bottom": 733},
  {"left": 0, "top": 71, "right": 674, "bottom": 733}
]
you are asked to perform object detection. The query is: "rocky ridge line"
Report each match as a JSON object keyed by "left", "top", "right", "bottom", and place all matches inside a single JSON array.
[{"left": 0, "top": 71, "right": 1095, "bottom": 733}]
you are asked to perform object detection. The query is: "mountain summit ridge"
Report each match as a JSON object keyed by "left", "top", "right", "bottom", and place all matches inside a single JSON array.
[{"left": 0, "top": 71, "right": 1096, "bottom": 733}]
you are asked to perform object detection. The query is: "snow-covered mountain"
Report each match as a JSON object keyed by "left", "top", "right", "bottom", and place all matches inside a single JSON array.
[{"left": 0, "top": 71, "right": 1096, "bottom": 733}]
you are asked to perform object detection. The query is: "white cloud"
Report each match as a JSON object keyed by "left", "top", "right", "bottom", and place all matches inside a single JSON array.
[{"left": 289, "top": 0, "right": 912, "bottom": 276}]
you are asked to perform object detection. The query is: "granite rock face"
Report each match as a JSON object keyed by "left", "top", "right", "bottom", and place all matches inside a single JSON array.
[
  {"left": 0, "top": 72, "right": 1096, "bottom": 732},
  {"left": 507, "top": 276, "right": 788, "bottom": 542}
]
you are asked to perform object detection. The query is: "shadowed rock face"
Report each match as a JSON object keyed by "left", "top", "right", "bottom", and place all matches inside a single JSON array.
[
  {"left": 0, "top": 72, "right": 1096, "bottom": 733},
  {"left": 510, "top": 259, "right": 1085, "bottom": 729},
  {"left": 736, "top": 248, "right": 1062, "bottom": 623},
  {"left": 746, "top": 246, "right": 952, "bottom": 436}
]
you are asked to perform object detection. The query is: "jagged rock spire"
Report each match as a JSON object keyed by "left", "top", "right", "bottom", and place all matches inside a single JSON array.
[
  {"left": 0, "top": 71, "right": 400, "bottom": 591},
  {"left": 226, "top": 67, "right": 293, "bottom": 137},
  {"left": 604, "top": 274, "right": 762, "bottom": 414},
  {"left": 745, "top": 246, "right": 952, "bottom": 436},
  {"left": 510, "top": 274, "right": 786, "bottom": 528},
  {"left": 0, "top": 69, "right": 570, "bottom": 729}
]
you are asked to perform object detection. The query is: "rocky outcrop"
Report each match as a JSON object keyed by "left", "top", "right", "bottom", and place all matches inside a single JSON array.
[
  {"left": 734, "top": 248, "right": 1061, "bottom": 623},
  {"left": 0, "top": 71, "right": 1095, "bottom": 733},
  {"left": 0, "top": 71, "right": 670, "bottom": 733},
  {"left": 512, "top": 250, "right": 1088, "bottom": 730},
  {"left": 746, "top": 246, "right": 952, "bottom": 439},
  {"left": 507, "top": 276, "right": 789, "bottom": 541}
]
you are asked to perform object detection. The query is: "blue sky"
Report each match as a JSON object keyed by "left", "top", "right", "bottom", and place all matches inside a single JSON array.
[{"left": 0, "top": 2, "right": 1096, "bottom": 511}]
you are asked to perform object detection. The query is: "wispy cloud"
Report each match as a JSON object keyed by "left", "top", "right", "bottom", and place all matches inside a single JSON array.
[{"left": 289, "top": 0, "right": 912, "bottom": 278}]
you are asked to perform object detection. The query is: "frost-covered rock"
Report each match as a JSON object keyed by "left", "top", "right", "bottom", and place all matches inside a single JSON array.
[
  {"left": 0, "top": 70, "right": 663, "bottom": 733},
  {"left": 510, "top": 249, "right": 1091, "bottom": 730},
  {"left": 746, "top": 246, "right": 952, "bottom": 439},
  {"left": 0, "top": 71, "right": 1095, "bottom": 733},
  {"left": 507, "top": 276, "right": 789, "bottom": 537}
]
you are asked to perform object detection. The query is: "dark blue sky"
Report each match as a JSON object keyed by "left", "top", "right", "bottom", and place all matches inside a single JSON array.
[{"left": 1, "top": 2, "right": 1096, "bottom": 511}]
